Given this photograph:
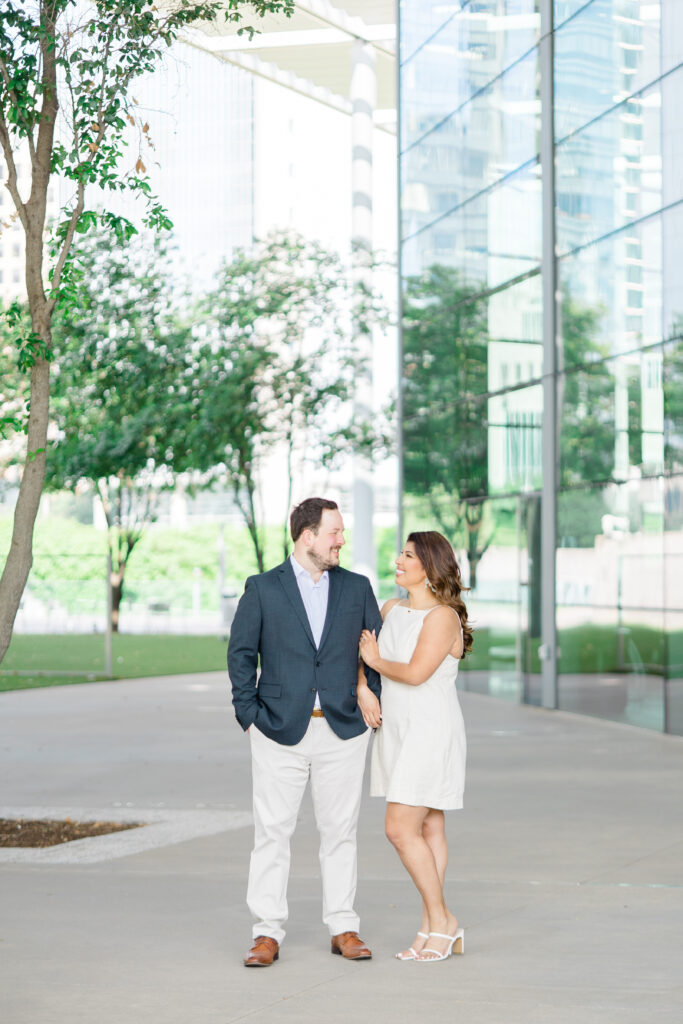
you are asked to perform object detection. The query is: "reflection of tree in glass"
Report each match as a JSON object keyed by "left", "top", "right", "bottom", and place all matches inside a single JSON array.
[
  {"left": 663, "top": 320, "right": 683, "bottom": 474},
  {"left": 559, "top": 294, "right": 615, "bottom": 487},
  {"left": 627, "top": 364, "right": 642, "bottom": 470},
  {"left": 402, "top": 265, "right": 489, "bottom": 588}
]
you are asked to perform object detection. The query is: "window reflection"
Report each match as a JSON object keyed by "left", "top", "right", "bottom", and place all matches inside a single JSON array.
[
  {"left": 403, "top": 51, "right": 541, "bottom": 244},
  {"left": 555, "top": 1, "right": 667, "bottom": 142},
  {"left": 403, "top": 161, "right": 542, "bottom": 285},
  {"left": 402, "top": 1, "right": 540, "bottom": 152},
  {"left": 556, "top": 481, "right": 665, "bottom": 731},
  {"left": 557, "top": 207, "right": 683, "bottom": 365},
  {"left": 399, "top": 0, "right": 681, "bottom": 733},
  {"left": 555, "top": 75, "right": 675, "bottom": 256}
]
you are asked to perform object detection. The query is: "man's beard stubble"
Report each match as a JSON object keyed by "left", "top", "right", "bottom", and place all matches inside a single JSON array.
[{"left": 308, "top": 548, "right": 340, "bottom": 572}]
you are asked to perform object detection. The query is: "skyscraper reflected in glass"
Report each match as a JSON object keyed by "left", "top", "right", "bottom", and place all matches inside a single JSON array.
[{"left": 399, "top": 0, "right": 683, "bottom": 734}]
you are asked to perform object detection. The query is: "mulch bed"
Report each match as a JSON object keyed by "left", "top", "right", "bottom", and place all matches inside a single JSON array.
[{"left": 0, "top": 818, "right": 142, "bottom": 848}]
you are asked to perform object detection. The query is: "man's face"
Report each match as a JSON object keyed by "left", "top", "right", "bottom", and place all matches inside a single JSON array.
[{"left": 307, "top": 509, "right": 346, "bottom": 571}]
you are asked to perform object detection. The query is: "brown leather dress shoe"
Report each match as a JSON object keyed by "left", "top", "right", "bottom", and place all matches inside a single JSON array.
[
  {"left": 331, "top": 931, "right": 372, "bottom": 960},
  {"left": 244, "top": 935, "right": 279, "bottom": 967}
]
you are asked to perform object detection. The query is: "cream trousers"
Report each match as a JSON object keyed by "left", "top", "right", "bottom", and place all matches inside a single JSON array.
[{"left": 247, "top": 718, "right": 370, "bottom": 944}]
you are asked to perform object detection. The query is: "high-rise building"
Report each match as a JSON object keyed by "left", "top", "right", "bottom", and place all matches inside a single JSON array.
[{"left": 399, "top": 0, "right": 683, "bottom": 734}]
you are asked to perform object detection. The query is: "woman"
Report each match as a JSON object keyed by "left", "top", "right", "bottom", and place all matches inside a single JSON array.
[{"left": 357, "top": 531, "right": 472, "bottom": 963}]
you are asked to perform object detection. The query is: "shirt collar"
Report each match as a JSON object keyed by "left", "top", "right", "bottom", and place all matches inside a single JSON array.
[{"left": 290, "top": 553, "right": 328, "bottom": 586}]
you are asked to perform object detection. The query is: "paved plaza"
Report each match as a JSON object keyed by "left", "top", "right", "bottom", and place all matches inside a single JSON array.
[{"left": 1, "top": 671, "right": 682, "bottom": 1024}]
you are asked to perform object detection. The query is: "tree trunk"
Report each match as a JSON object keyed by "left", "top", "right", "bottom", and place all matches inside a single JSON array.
[
  {"left": 108, "top": 525, "right": 140, "bottom": 634},
  {"left": 464, "top": 502, "right": 485, "bottom": 592},
  {"left": 0, "top": 356, "right": 49, "bottom": 663},
  {"left": 282, "top": 430, "right": 294, "bottom": 561},
  {"left": 110, "top": 575, "right": 123, "bottom": 633},
  {"left": 0, "top": 11, "right": 57, "bottom": 665},
  {"left": 249, "top": 521, "right": 265, "bottom": 574},
  {"left": 467, "top": 546, "right": 481, "bottom": 592},
  {"left": 239, "top": 468, "right": 265, "bottom": 573}
]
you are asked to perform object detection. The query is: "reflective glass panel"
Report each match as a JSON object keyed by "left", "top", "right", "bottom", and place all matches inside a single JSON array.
[
  {"left": 557, "top": 205, "right": 683, "bottom": 366},
  {"left": 555, "top": 70, "right": 683, "bottom": 256},
  {"left": 402, "top": 160, "right": 542, "bottom": 285},
  {"left": 488, "top": 382, "right": 543, "bottom": 493},
  {"left": 554, "top": 0, "right": 593, "bottom": 29},
  {"left": 559, "top": 346, "right": 664, "bottom": 487},
  {"left": 454, "top": 494, "right": 548, "bottom": 705},
  {"left": 403, "top": 386, "right": 490, "bottom": 504},
  {"left": 557, "top": 480, "right": 665, "bottom": 730},
  {"left": 401, "top": 1, "right": 469, "bottom": 67},
  {"left": 662, "top": 337, "right": 683, "bottom": 474},
  {"left": 402, "top": 0, "right": 540, "bottom": 152},
  {"left": 664, "top": 477, "right": 683, "bottom": 734},
  {"left": 555, "top": 1, "right": 666, "bottom": 142},
  {"left": 402, "top": 49, "right": 541, "bottom": 238}
]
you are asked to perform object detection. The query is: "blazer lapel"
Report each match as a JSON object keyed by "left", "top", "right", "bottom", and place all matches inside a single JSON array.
[
  {"left": 278, "top": 560, "right": 316, "bottom": 649},
  {"left": 318, "top": 567, "right": 343, "bottom": 652}
]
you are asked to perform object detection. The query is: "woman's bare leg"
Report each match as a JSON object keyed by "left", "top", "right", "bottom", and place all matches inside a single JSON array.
[
  {"left": 396, "top": 808, "right": 449, "bottom": 956},
  {"left": 386, "top": 803, "right": 458, "bottom": 958}
]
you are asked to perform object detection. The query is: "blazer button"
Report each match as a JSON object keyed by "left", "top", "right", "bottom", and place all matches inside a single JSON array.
[
  {"left": 311, "top": 688, "right": 316, "bottom": 693},
  {"left": 316, "top": 661, "right": 321, "bottom": 667}
]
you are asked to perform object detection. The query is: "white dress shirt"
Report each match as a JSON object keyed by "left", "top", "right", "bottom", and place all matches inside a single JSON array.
[{"left": 290, "top": 554, "right": 329, "bottom": 710}]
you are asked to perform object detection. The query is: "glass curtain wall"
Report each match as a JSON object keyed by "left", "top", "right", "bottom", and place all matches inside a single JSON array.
[{"left": 399, "top": 0, "right": 683, "bottom": 733}]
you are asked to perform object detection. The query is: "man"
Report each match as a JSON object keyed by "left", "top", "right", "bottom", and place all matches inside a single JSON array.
[{"left": 228, "top": 497, "right": 383, "bottom": 967}]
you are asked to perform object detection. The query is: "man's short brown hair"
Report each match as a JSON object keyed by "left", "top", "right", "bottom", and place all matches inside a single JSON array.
[{"left": 290, "top": 497, "right": 339, "bottom": 542}]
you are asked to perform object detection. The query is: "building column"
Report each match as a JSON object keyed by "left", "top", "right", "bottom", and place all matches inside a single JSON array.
[
  {"left": 540, "top": 0, "right": 558, "bottom": 708},
  {"left": 350, "top": 38, "right": 376, "bottom": 584}
]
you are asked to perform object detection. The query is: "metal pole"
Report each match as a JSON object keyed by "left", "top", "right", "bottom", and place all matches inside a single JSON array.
[
  {"left": 540, "top": 0, "right": 558, "bottom": 709},
  {"left": 105, "top": 546, "right": 113, "bottom": 678},
  {"left": 351, "top": 37, "right": 377, "bottom": 585}
]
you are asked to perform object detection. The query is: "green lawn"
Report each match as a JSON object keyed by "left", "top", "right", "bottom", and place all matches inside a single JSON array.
[
  {"left": 3, "top": 620, "right": 678, "bottom": 694},
  {"left": 0, "top": 634, "right": 227, "bottom": 692}
]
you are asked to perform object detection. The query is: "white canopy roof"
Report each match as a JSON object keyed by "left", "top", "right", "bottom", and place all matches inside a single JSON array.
[{"left": 178, "top": 1, "right": 396, "bottom": 128}]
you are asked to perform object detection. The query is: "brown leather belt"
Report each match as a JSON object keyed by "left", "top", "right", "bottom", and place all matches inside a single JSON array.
[{"left": 311, "top": 709, "right": 324, "bottom": 718}]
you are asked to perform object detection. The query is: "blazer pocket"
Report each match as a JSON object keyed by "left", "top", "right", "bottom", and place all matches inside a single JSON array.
[{"left": 258, "top": 683, "right": 282, "bottom": 699}]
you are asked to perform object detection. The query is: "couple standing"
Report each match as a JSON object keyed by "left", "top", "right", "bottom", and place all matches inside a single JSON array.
[{"left": 228, "top": 497, "right": 472, "bottom": 966}]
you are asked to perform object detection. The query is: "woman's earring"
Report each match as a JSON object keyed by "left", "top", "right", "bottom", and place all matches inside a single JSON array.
[{"left": 425, "top": 578, "right": 436, "bottom": 593}]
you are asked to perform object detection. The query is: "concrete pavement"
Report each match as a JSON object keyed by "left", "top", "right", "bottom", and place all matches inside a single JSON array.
[{"left": 1, "top": 672, "right": 682, "bottom": 1024}]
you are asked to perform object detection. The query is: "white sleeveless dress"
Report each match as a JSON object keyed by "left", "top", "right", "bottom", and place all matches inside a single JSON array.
[{"left": 370, "top": 603, "right": 467, "bottom": 810}]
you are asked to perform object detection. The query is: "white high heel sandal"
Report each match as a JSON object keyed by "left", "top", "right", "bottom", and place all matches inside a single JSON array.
[
  {"left": 395, "top": 931, "right": 429, "bottom": 961},
  {"left": 416, "top": 928, "right": 465, "bottom": 962}
]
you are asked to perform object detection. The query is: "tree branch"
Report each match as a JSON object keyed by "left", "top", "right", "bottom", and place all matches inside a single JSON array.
[
  {"left": 0, "top": 54, "right": 37, "bottom": 166},
  {"left": 0, "top": 110, "right": 28, "bottom": 230},
  {"left": 28, "top": 5, "right": 59, "bottom": 218},
  {"left": 45, "top": 180, "right": 84, "bottom": 313},
  {"left": 97, "top": 480, "right": 113, "bottom": 529}
]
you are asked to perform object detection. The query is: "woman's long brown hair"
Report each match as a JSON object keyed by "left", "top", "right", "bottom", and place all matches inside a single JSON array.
[{"left": 406, "top": 531, "right": 473, "bottom": 657}]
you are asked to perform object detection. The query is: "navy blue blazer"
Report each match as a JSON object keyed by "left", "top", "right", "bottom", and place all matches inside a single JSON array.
[{"left": 228, "top": 559, "right": 383, "bottom": 745}]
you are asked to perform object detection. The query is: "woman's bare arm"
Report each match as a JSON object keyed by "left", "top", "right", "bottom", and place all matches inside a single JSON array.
[{"left": 359, "top": 606, "right": 461, "bottom": 686}]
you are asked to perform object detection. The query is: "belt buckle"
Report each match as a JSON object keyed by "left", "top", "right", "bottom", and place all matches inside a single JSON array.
[{"left": 311, "top": 709, "right": 324, "bottom": 718}]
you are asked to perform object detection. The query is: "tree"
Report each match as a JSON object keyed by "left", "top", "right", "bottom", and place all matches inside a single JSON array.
[
  {"left": 402, "top": 265, "right": 490, "bottom": 588},
  {"left": 402, "top": 266, "right": 618, "bottom": 588},
  {"left": 185, "top": 232, "right": 390, "bottom": 570},
  {"left": 47, "top": 228, "right": 191, "bottom": 629},
  {"left": 558, "top": 294, "right": 615, "bottom": 487},
  {"left": 0, "top": 0, "right": 294, "bottom": 662},
  {"left": 663, "top": 318, "right": 683, "bottom": 475}
]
